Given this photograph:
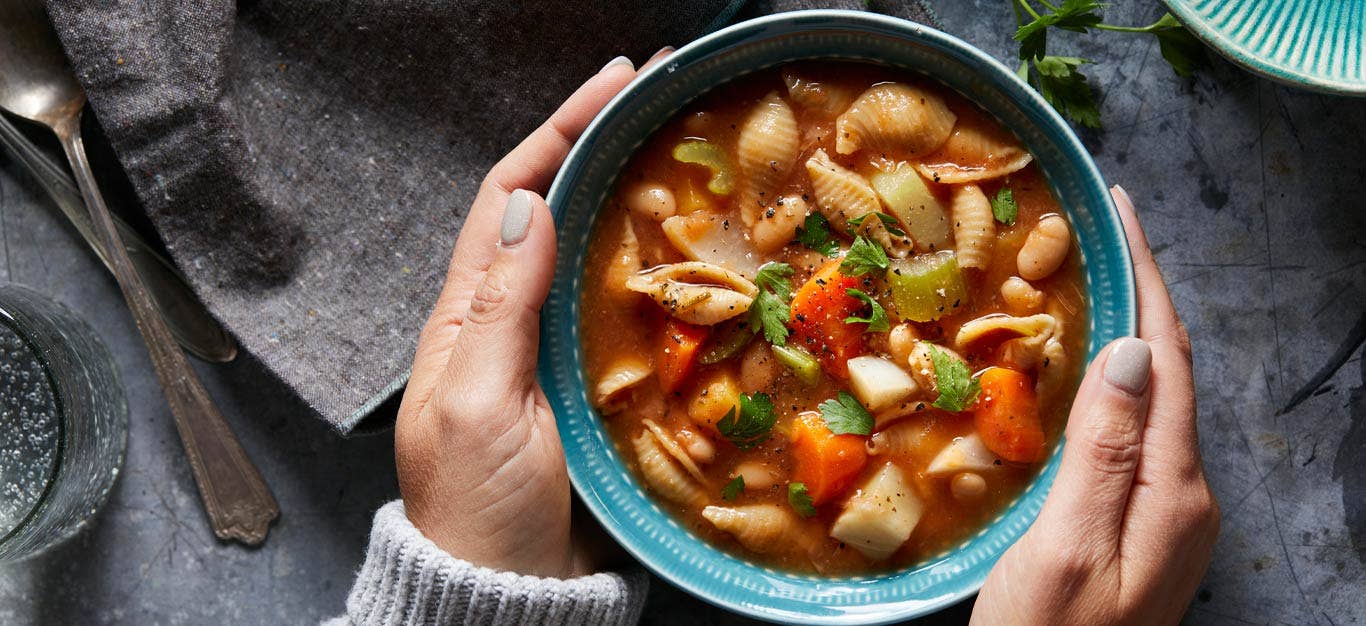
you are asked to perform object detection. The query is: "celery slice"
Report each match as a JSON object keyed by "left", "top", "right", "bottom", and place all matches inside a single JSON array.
[
  {"left": 886, "top": 250, "right": 968, "bottom": 322},
  {"left": 870, "top": 164, "right": 952, "bottom": 252},
  {"left": 771, "top": 344, "right": 821, "bottom": 386},
  {"left": 699, "top": 321, "right": 755, "bottom": 365},
  {"left": 672, "top": 140, "right": 736, "bottom": 195}
]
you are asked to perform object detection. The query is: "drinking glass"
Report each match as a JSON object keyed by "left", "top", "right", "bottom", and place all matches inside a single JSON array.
[{"left": 0, "top": 283, "right": 127, "bottom": 561}]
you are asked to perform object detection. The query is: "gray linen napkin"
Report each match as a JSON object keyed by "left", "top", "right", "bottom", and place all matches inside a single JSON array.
[{"left": 44, "top": 0, "right": 933, "bottom": 433}]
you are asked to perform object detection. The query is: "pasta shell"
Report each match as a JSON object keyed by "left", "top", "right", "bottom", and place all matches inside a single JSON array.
[
  {"left": 782, "top": 68, "right": 855, "bottom": 119},
  {"left": 642, "top": 419, "right": 710, "bottom": 485},
  {"left": 916, "top": 125, "right": 1033, "bottom": 184},
  {"left": 661, "top": 212, "right": 762, "bottom": 277},
  {"left": 867, "top": 419, "right": 934, "bottom": 458},
  {"left": 805, "top": 150, "right": 913, "bottom": 256},
  {"left": 736, "top": 92, "right": 800, "bottom": 227},
  {"left": 950, "top": 184, "right": 995, "bottom": 270},
  {"left": 955, "top": 313, "right": 1057, "bottom": 352},
  {"left": 604, "top": 216, "right": 643, "bottom": 306},
  {"left": 835, "top": 83, "right": 956, "bottom": 157},
  {"left": 702, "top": 504, "right": 800, "bottom": 555},
  {"left": 625, "top": 261, "right": 758, "bottom": 325},
  {"left": 634, "top": 430, "right": 709, "bottom": 508},
  {"left": 593, "top": 356, "right": 652, "bottom": 412}
]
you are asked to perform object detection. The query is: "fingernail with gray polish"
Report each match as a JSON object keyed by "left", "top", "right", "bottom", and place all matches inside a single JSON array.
[
  {"left": 1111, "top": 184, "right": 1134, "bottom": 209},
  {"left": 500, "top": 189, "right": 532, "bottom": 246},
  {"left": 1105, "top": 337, "right": 1152, "bottom": 395},
  {"left": 600, "top": 55, "right": 633, "bottom": 73}
]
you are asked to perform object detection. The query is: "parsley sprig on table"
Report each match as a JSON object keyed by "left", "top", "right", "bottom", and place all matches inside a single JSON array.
[
  {"left": 1013, "top": 0, "right": 1205, "bottom": 128},
  {"left": 749, "top": 262, "right": 794, "bottom": 346}
]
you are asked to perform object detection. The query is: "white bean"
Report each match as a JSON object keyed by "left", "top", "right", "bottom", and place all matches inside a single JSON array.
[
  {"left": 623, "top": 182, "right": 677, "bottom": 221},
  {"left": 1017, "top": 214, "right": 1071, "bottom": 280},
  {"left": 950, "top": 472, "right": 987, "bottom": 502},
  {"left": 1000, "top": 276, "right": 1044, "bottom": 315},
  {"left": 734, "top": 461, "right": 778, "bottom": 491},
  {"left": 750, "top": 195, "right": 808, "bottom": 253},
  {"left": 739, "top": 340, "right": 779, "bottom": 391},
  {"left": 887, "top": 323, "right": 919, "bottom": 366},
  {"left": 675, "top": 428, "right": 716, "bottom": 465}
]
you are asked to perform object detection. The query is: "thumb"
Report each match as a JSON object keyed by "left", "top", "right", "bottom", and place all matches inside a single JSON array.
[
  {"left": 1036, "top": 337, "right": 1153, "bottom": 554},
  {"left": 441, "top": 189, "right": 557, "bottom": 398}
]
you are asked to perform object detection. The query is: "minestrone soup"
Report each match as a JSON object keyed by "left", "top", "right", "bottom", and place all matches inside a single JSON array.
[{"left": 580, "top": 62, "right": 1088, "bottom": 575}]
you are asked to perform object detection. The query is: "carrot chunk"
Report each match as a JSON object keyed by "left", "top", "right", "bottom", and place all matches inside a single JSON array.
[
  {"left": 973, "top": 367, "right": 1046, "bottom": 463},
  {"left": 657, "top": 319, "right": 709, "bottom": 394},
  {"left": 788, "top": 259, "right": 865, "bottom": 379},
  {"left": 790, "top": 413, "right": 868, "bottom": 506}
]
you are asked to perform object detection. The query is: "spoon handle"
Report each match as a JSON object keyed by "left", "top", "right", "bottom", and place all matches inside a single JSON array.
[
  {"left": 0, "top": 113, "right": 238, "bottom": 363},
  {"left": 56, "top": 119, "right": 279, "bottom": 545}
]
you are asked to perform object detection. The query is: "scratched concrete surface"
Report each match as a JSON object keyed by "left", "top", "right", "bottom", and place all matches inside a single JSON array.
[{"left": 1, "top": 1, "right": 1363, "bottom": 624}]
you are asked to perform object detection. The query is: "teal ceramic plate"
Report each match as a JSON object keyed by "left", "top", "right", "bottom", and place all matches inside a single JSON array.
[
  {"left": 1164, "top": 0, "right": 1365, "bottom": 95},
  {"left": 539, "top": 10, "right": 1136, "bottom": 624}
]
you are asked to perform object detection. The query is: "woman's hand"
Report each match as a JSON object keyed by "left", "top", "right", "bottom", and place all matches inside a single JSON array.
[
  {"left": 972, "top": 186, "right": 1220, "bottom": 625},
  {"left": 392, "top": 51, "right": 669, "bottom": 579}
]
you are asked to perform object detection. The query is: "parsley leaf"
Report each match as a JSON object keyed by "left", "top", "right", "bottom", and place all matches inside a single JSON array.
[
  {"left": 754, "top": 262, "right": 794, "bottom": 301},
  {"left": 1033, "top": 56, "right": 1101, "bottom": 129},
  {"left": 844, "top": 289, "right": 890, "bottom": 333},
  {"left": 718, "top": 392, "right": 778, "bottom": 450},
  {"left": 846, "top": 212, "right": 906, "bottom": 238},
  {"left": 991, "top": 188, "right": 1019, "bottom": 226},
  {"left": 927, "top": 345, "right": 981, "bottom": 412},
  {"left": 721, "top": 475, "right": 745, "bottom": 501},
  {"left": 796, "top": 212, "right": 839, "bottom": 256},
  {"left": 817, "top": 391, "right": 875, "bottom": 435},
  {"left": 1015, "top": 0, "right": 1104, "bottom": 61},
  {"left": 749, "top": 262, "right": 793, "bottom": 346},
  {"left": 788, "top": 482, "right": 817, "bottom": 518},
  {"left": 839, "top": 236, "right": 889, "bottom": 276},
  {"left": 1147, "top": 13, "right": 1205, "bottom": 77}
]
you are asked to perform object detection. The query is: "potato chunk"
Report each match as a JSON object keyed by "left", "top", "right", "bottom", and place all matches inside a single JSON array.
[
  {"left": 846, "top": 356, "right": 918, "bottom": 412},
  {"left": 829, "top": 463, "right": 924, "bottom": 561}
]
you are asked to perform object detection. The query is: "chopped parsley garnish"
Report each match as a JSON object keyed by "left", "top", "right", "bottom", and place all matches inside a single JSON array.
[
  {"left": 838, "top": 236, "right": 889, "bottom": 276},
  {"left": 721, "top": 475, "right": 745, "bottom": 501},
  {"left": 788, "top": 482, "right": 817, "bottom": 518},
  {"left": 927, "top": 345, "right": 982, "bottom": 412},
  {"left": 844, "top": 289, "right": 890, "bottom": 333},
  {"left": 1015, "top": 0, "right": 1104, "bottom": 62},
  {"left": 749, "top": 262, "right": 793, "bottom": 346},
  {"left": 795, "top": 212, "right": 839, "bottom": 256},
  {"left": 817, "top": 391, "right": 875, "bottom": 436},
  {"left": 718, "top": 392, "right": 778, "bottom": 450},
  {"left": 991, "top": 188, "right": 1019, "bottom": 226},
  {"left": 847, "top": 212, "right": 906, "bottom": 237}
]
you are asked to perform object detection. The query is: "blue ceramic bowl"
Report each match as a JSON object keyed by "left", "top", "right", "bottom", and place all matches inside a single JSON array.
[{"left": 539, "top": 11, "right": 1136, "bottom": 624}]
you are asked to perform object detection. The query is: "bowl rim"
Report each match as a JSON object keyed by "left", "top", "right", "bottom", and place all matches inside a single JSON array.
[{"left": 544, "top": 9, "right": 1135, "bottom": 624}]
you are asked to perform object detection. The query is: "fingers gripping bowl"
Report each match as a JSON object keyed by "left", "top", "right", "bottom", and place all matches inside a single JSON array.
[{"left": 539, "top": 11, "right": 1135, "bottom": 624}]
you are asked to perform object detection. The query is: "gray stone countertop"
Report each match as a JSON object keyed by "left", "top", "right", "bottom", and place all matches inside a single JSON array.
[{"left": 1, "top": 1, "right": 1362, "bottom": 623}]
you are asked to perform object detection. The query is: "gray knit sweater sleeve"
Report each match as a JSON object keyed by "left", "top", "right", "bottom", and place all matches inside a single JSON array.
[{"left": 325, "top": 501, "right": 648, "bottom": 626}]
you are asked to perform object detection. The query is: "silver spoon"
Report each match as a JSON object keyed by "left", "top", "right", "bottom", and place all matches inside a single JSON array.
[
  {"left": 0, "top": 0, "right": 278, "bottom": 544},
  {"left": 0, "top": 112, "right": 238, "bottom": 363}
]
